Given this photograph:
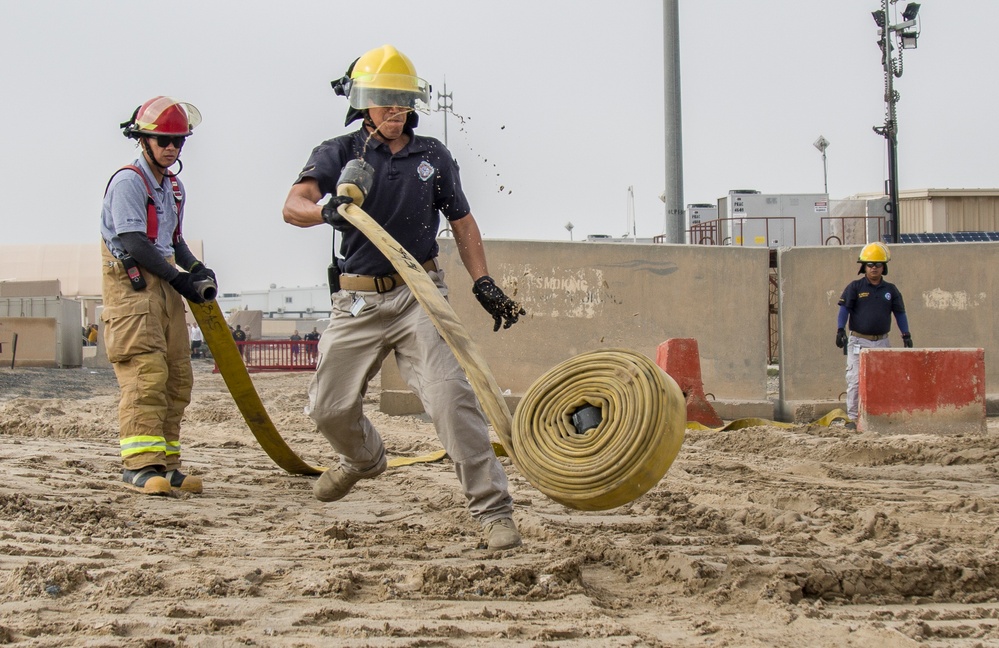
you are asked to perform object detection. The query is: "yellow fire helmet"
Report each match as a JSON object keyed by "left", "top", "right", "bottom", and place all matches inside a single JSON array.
[
  {"left": 346, "top": 45, "right": 431, "bottom": 113},
  {"left": 858, "top": 242, "right": 891, "bottom": 274}
]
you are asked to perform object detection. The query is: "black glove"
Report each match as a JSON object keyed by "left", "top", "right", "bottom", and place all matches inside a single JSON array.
[
  {"left": 472, "top": 275, "right": 526, "bottom": 332},
  {"left": 169, "top": 272, "right": 207, "bottom": 304},
  {"left": 835, "top": 328, "right": 847, "bottom": 349},
  {"left": 189, "top": 261, "right": 216, "bottom": 283},
  {"left": 321, "top": 195, "right": 354, "bottom": 231},
  {"left": 901, "top": 332, "right": 913, "bottom": 348}
]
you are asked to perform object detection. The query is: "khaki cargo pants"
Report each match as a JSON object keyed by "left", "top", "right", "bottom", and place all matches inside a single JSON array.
[
  {"left": 305, "top": 269, "right": 514, "bottom": 524},
  {"left": 101, "top": 245, "right": 193, "bottom": 471}
]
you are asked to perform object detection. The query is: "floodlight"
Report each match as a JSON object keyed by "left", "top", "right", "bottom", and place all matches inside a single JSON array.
[
  {"left": 871, "top": 10, "right": 886, "bottom": 27},
  {"left": 902, "top": 2, "right": 920, "bottom": 21},
  {"left": 900, "top": 30, "right": 918, "bottom": 49}
]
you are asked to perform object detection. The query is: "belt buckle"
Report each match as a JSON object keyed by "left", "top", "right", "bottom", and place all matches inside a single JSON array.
[{"left": 373, "top": 275, "right": 397, "bottom": 294}]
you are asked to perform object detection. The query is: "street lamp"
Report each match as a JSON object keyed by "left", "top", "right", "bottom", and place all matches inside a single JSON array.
[
  {"left": 813, "top": 135, "right": 830, "bottom": 195},
  {"left": 872, "top": 0, "right": 922, "bottom": 243}
]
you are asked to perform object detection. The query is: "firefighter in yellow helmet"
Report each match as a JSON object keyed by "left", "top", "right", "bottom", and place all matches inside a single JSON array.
[
  {"left": 100, "top": 97, "right": 217, "bottom": 494},
  {"left": 835, "top": 242, "right": 912, "bottom": 429},
  {"left": 282, "top": 45, "right": 524, "bottom": 550}
]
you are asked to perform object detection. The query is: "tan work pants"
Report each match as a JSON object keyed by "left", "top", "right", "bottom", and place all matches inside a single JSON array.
[
  {"left": 305, "top": 269, "right": 514, "bottom": 524},
  {"left": 100, "top": 245, "right": 193, "bottom": 471},
  {"left": 845, "top": 334, "right": 891, "bottom": 420}
]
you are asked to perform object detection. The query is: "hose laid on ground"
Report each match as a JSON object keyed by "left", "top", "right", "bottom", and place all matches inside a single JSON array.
[
  {"left": 337, "top": 192, "right": 687, "bottom": 511},
  {"left": 189, "top": 299, "right": 322, "bottom": 475}
]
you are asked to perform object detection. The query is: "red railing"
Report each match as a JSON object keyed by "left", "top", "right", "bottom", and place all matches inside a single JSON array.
[
  {"left": 687, "top": 217, "right": 797, "bottom": 247},
  {"left": 819, "top": 215, "right": 886, "bottom": 246},
  {"left": 214, "top": 340, "right": 318, "bottom": 373}
]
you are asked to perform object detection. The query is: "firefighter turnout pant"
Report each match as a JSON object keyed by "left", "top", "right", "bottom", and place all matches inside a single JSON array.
[{"left": 101, "top": 245, "right": 193, "bottom": 471}]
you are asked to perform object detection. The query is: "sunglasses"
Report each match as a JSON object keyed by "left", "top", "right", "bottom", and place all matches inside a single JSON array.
[
  {"left": 150, "top": 135, "right": 187, "bottom": 148},
  {"left": 865, "top": 262, "right": 884, "bottom": 268}
]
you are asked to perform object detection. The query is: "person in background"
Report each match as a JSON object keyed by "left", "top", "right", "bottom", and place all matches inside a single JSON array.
[
  {"left": 304, "top": 326, "right": 320, "bottom": 364},
  {"left": 835, "top": 242, "right": 912, "bottom": 430},
  {"left": 190, "top": 322, "right": 204, "bottom": 358},
  {"left": 282, "top": 45, "right": 525, "bottom": 550},
  {"left": 232, "top": 324, "right": 247, "bottom": 358},
  {"left": 100, "top": 96, "right": 216, "bottom": 495}
]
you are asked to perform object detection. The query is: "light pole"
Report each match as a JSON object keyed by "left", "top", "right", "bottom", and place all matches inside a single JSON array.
[
  {"left": 436, "top": 76, "right": 453, "bottom": 148},
  {"left": 872, "top": 1, "right": 921, "bottom": 243},
  {"left": 436, "top": 78, "right": 454, "bottom": 238},
  {"left": 813, "top": 135, "right": 830, "bottom": 195}
]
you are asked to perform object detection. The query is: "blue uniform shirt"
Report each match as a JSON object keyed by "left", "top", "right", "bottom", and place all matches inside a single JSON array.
[
  {"left": 838, "top": 277, "right": 906, "bottom": 336},
  {"left": 295, "top": 127, "right": 470, "bottom": 276},
  {"left": 101, "top": 155, "right": 185, "bottom": 260}
]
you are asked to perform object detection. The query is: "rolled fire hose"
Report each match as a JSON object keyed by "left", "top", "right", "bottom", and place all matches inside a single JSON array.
[
  {"left": 511, "top": 349, "right": 686, "bottom": 511},
  {"left": 189, "top": 299, "right": 322, "bottom": 475},
  {"left": 336, "top": 171, "right": 687, "bottom": 510}
]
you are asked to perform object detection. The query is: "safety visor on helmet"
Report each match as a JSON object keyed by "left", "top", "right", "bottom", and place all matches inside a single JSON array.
[
  {"left": 347, "top": 74, "right": 430, "bottom": 113},
  {"left": 135, "top": 97, "right": 203, "bottom": 136}
]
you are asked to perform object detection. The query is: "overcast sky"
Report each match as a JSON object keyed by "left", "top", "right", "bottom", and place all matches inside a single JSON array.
[{"left": 2, "top": 1, "right": 995, "bottom": 292}]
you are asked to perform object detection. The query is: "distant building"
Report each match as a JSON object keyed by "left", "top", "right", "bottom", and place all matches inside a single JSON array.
[
  {"left": 850, "top": 188, "right": 999, "bottom": 235},
  {"left": 217, "top": 285, "right": 331, "bottom": 319}
]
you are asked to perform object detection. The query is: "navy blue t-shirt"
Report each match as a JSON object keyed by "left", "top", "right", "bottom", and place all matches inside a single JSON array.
[
  {"left": 295, "top": 127, "right": 471, "bottom": 276},
  {"left": 838, "top": 277, "right": 906, "bottom": 336}
]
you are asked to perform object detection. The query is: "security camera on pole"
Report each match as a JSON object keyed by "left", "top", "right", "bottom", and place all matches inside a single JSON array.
[{"left": 871, "top": 1, "right": 921, "bottom": 243}]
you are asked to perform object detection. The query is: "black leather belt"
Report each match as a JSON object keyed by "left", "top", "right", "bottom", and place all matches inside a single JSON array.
[{"left": 339, "top": 258, "right": 438, "bottom": 293}]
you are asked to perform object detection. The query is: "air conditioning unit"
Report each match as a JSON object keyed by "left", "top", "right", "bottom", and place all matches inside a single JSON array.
[
  {"left": 306, "top": 307, "right": 313, "bottom": 314},
  {"left": 276, "top": 307, "right": 284, "bottom": 314}
]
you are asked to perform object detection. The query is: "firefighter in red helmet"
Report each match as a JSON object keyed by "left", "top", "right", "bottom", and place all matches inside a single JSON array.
[{"left": 100, "top": 96, "right": 217, "bottom": 495}]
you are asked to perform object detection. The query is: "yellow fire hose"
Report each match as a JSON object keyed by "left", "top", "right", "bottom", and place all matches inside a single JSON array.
[
  {"left": 189, "top": 299, "right": 322, "bottom": 475},
  {"left": 335, "top": 181, "right": 687, "bottom": 511},
  {"left": 511, "top": 348, "right": 686, "bottom": 510}
]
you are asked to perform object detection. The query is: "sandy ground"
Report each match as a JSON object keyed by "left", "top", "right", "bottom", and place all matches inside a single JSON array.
[{"left": 2, "top": 361, "right": 999, "bottom": 648}]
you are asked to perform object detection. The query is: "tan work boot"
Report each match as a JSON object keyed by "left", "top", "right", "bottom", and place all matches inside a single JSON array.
[
  {"left": 165, "top": 469, "right": 203, "bottom": 494},
  {"left": 314, "top": 463, "right": 385, "bottom": 502},
  {"left": 485, "top": 517, "right": 523, "bottom": 550},
  {"left": 122, "top": 467, "right": 171, "bottom": 496}
]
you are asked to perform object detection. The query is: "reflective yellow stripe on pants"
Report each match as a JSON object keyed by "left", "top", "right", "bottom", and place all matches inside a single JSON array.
[{"left": 120, "top": 435, "right": 168, "bottom": 457}]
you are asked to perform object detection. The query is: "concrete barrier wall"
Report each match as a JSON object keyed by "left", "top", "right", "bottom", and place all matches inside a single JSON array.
[
  {"left": 382, "top": 240, "right": 771, "bottom": 416},
  {"left": 777, "top": 243, "right": 998, "bottom": 421},
  {"left": 859, "top": 348, "right": 986, "bottom": 435},
  {"left": 0, "top": 318, "right": 59, "bottom": 368}
]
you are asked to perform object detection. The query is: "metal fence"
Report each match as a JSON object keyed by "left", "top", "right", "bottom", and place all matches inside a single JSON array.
[{"left": 215, "top": 340, "right": 318, "bottom": 373}]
